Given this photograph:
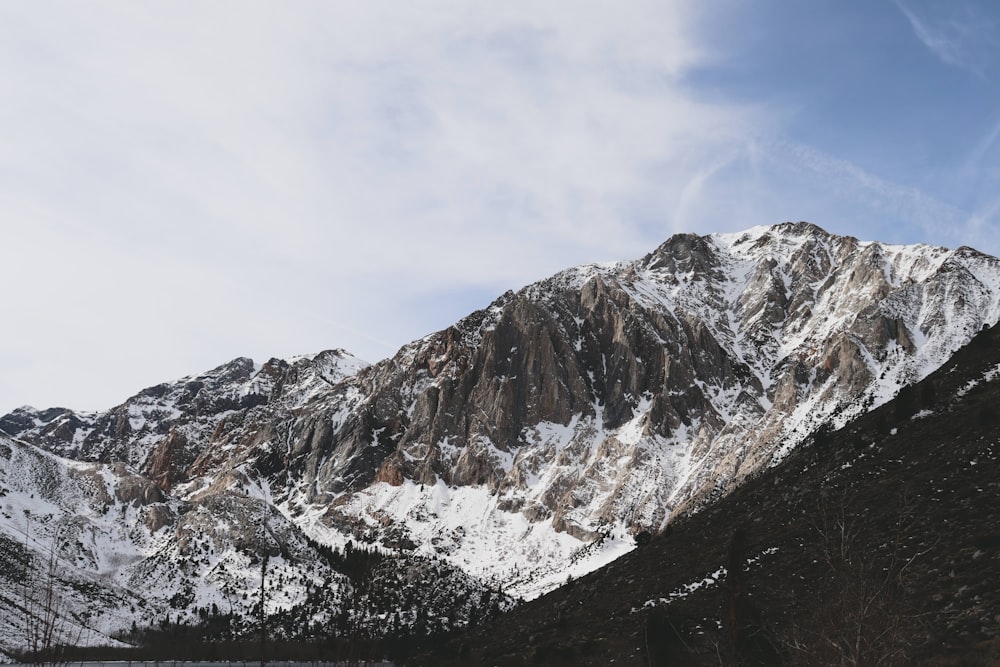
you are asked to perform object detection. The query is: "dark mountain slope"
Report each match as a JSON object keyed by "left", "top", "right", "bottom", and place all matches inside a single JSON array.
[{"left": 418, "top": 322, "right": 1000, "bottom": 666}]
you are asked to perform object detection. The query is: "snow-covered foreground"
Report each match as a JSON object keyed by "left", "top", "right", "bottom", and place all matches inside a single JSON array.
[{"left": 323, "top": 477, "right": 638, "bottom": 600}]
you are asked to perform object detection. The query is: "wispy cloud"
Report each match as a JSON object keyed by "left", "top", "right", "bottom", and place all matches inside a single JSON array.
[
  {"left": 2, "top": 1, "right": 997, "bottom": 413},
  {"left": 966, "top": 115, "right": 1000, "bottom": 169},
  {"left": 0, "top": 1, "right": 744, "bottom": 281},
  {"left": 0, "top": 1, "right": 758, "bottom": 411},
  {"left": 894, "top": 0, "right": 997, "bottom": 75},
  {"left": 757, "top": 138, "right": 1000, "bottom": 253}
]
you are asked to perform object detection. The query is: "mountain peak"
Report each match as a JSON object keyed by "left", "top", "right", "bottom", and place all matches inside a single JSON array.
[
  {"left": 2, "top": 224, "right": 999, "bottom": 650},
  {"left": 769, "top": 220, "right": 829, "bottom": 236}
]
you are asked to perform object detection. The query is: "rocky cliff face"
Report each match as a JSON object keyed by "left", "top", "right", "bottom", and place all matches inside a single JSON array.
[
  {"left": 5, "top": 222, "right": 1000, "bottom": 609},
  {"left": 330, "top": 224, "right": 998, "bottom": 592},
  {"left": 418, "top": 322, "right": 1000, "bottom": 667}
]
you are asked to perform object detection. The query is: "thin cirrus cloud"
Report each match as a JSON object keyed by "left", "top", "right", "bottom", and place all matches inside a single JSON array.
[
  {"left": 894, "top": 0, "right": 998, "bottom": 74},
  {"left": 1, "top": 1, "right": 998, "bottom": 413}
]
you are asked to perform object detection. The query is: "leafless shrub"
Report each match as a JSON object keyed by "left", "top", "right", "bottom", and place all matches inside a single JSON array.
[
  {"left": 783, "top": 491, "right": 934, "bottom": 666},
  {"left": 20, "top": 519, "right": 85, "bottom": 666}
]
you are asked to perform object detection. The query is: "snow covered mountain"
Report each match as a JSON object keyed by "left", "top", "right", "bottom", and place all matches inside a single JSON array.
[
  {"left": 3, "top": 222, "right": 1000, "bottom": 652},
  {"left": 1, "top": 349, "right": 368, "bottom": 484},
  {"left": 0, "top": 429, "right": 508, "bottom": 653},
  {"left": 0, "top": 350, "right": 505, "bottom": 655},
  {"left": 421, "top": 319, "right": 1000, "bottom": 666}
]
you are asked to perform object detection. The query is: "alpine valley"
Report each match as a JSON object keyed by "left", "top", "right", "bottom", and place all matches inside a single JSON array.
[{"left": 2, "top": 222, "right": 999, "bottom": 659}]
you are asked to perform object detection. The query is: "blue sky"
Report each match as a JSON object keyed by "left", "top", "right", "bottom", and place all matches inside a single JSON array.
[{"left": 2, "top": 0, "right": 999, "bottom": 413}]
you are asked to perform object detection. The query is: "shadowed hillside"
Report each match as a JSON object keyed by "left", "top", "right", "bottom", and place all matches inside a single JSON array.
[{"left": 415, "top": 322, "right": 1000, "bottom": 666}]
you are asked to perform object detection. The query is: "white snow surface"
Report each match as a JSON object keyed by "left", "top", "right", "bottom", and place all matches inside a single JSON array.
[{"left": 0, "top": 433, "right": 346, "bottom": 656}]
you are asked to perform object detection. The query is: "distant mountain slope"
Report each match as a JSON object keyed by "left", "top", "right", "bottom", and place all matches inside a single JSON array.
[
  {"left": 4, "top": 221, "right": 1000, "bottom": 612},
  {"left": 0, "top": 349, "right": 368, "bottom": 488},
  {"left": 0, "top": 429, "right": 331, "bottom": 649},
  {"left": 418, "top": 320, "right": 1000, "bottom": 666},
  {"left": 0, "top": 430, "right": 509, "bottom": 658}
]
